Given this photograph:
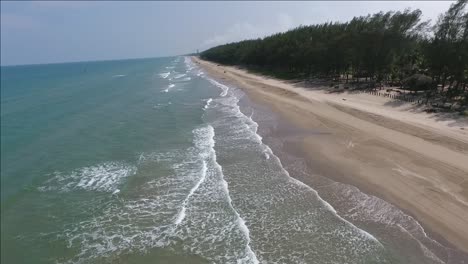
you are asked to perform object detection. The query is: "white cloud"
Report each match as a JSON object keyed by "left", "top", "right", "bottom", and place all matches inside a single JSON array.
[{"left": 202, "top": 13, "right": 296, "bottom": 48}]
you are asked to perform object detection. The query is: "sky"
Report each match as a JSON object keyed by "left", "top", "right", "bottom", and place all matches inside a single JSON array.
[{"left": 1, "top": 1, "right": 455, "bottom": 66}]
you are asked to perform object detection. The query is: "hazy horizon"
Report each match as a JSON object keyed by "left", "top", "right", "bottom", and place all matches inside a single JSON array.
[{"left": 1, "top": 1, "right": 455, "bottom": 66}]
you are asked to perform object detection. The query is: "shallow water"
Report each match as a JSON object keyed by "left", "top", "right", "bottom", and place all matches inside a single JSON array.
[{"left": 1, "top": 56, "right": 464, "bottom": 263}]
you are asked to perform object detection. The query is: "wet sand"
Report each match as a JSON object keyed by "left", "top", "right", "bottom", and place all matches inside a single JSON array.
[{"left": 193, "top": 57, "right": 468, "bottom": 258}]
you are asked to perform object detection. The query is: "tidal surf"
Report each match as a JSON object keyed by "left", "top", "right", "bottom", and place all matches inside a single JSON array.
[{"left": 1, "top": 56, "right": 461, "bottom": 263}]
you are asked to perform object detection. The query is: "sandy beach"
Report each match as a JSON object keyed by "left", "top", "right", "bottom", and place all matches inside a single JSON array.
[{"left": 193, "top": 57, "right": 468, "bottom": 254}]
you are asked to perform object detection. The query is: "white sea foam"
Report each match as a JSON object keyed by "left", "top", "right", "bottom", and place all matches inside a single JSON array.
[
  {"left": 165, "top": 125, "right": 260, "bottom": 263},
  {"left": 263, "top": 121, "right": 380, "bottom": 244},
  {"left": 174, "top": 161, "right": 207, "bottom": 225},
  {"left": 159, "top": 72, "right": 170, "bottom": 79},
  {"left": 52, "top": 129, "right": 219, "bottom": 263},
  {"left": 162, "top": 83, "right": 175, "bottom": 93},
  {"left": 200, "top": 77, "right": 390, "bottom": 262},
  {"left": 212, "top": 145, "right": 260, "bottom": 264},
  {"left": 51, "top": 122, "right": 263, "bottom": 264},
  {"left": 173, "top": 73, "right": 187, "bottom": 79},
  {"left": 214, "top": 79, "right": 381, "bottom": 244},
  {"left": 278, "top": 157, "right": 383, "bottom": 244},
  {"left": 184, "top": 56, "right": 195, "bottom": 71},
  {"left": 172, "top": 126, "right": 213, "bottom": 225},
  {"left": 326, "top": 180, "right": 454, "bottom": 262},
  {"left": 39, "top": 162, "right": 136, "bottom": 193},
  {"left": 178, "top": 77, "right": 191, "bottom": 82},
  {"left": 112, "top": 74, "right": 126, "bottom": 78},
  {"left": 204, "top": 98, "right": 213, "bottom": 109},
  {"left": 207, "top": 78, "right": 229, "bottom": 96},
  {"left": 152, "top": 101, "right": 172, "bottom": 109}
]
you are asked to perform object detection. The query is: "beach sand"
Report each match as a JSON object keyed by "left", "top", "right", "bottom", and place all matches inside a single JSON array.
[{"left": 193, "top": 57, "right": 468, "bottom": 255}]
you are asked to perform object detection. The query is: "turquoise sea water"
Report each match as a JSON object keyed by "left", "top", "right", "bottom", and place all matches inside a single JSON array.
[{"left": 1, "top": 57, "right": 464, "bottom": 263}]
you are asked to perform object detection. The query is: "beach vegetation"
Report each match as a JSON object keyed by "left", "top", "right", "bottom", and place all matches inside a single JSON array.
[{"left": 201, "top": 0, "right": 468, "bottom": 111}]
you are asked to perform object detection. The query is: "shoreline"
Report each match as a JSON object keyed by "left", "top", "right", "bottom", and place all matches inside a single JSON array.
[{"left": 193, "top": 57, "right": 468, "bottom": 257}]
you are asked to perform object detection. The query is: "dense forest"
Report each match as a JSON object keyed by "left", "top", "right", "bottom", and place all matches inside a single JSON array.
[{"left": 201, "top": 0, "right": 468, "bottom": 111}]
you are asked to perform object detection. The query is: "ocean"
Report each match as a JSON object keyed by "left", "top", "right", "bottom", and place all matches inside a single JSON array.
[{"left": 0, "top": 56, "right": 463, "bottom": 263}]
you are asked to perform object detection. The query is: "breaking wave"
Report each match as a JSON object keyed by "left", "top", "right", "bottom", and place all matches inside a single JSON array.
[
  {"left": 38, "top": 162, "right": 137, "bottom": 193},
  {"left": 159, "top": 72, "right": 170, "bottom": 79}
]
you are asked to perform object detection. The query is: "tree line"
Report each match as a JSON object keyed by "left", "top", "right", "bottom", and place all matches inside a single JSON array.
[{"left": 201, "top": 0, "right": 468, "bottom": 110}]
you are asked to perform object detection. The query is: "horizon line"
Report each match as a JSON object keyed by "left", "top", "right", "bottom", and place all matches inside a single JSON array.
[{"left": 0, "top": 53, "right": 196, "bottom": 68}]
